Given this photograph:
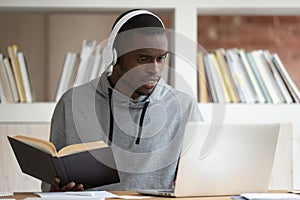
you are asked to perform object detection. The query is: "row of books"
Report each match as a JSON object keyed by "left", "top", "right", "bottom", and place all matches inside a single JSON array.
[
  {"left": 55, "top": 39, "right": 109, "bottom": 102},
  {"left": 198, "top": 48, "right": 300, "bottom": 104},
  {"left": 0, "top": 45, "right": 34, "bottom": 103}
]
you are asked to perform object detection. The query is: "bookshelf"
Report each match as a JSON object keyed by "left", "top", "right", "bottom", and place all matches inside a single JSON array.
[
  {"left": 0, "top": 0, "right": 300, "bottom": 191},
  {"left": 0, "top": 103, "right": 55, "bottom": 123}
]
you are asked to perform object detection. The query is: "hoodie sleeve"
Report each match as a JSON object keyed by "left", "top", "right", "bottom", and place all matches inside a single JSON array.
[
  {"left": 41, "top": 95, "right": 67, "bottom": 191},
  {"left": 50, "top": 97, "right": 67, "bottom": 151},
  {"left": 189, "top": 99, "right": 204, "bottom": 122}
]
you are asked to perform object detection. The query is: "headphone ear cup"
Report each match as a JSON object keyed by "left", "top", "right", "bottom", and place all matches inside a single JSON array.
[
  {"left": 112, "top": 48, "right": 118, "bottom": 66},
  {"left": 102, "top": 45, "right": 113, "bottom": 67}
]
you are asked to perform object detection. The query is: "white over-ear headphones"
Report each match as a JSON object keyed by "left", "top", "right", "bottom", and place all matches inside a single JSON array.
[{"left": 102, "top": 10, "right": 165, "bottom": 67}]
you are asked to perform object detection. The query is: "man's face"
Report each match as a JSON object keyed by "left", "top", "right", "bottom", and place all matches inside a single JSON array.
[{"left": 113, "top": 32, "right": 168, "bottom": 99}]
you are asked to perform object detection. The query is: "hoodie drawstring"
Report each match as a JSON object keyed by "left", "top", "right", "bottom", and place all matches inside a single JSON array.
[
  {"left": 135, "top": 101, "right": 150, "bottom": 145},
  {"left": 108, "top": 88, "right": 150, "bottom": 145},
  {"left": 108, "top": 88, "right": 114, "bottom": 146}
]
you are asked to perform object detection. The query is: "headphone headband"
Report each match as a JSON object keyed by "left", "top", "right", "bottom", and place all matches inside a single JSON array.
[{"left": 103, "top": 10, "right": 165, "bottom": 67}]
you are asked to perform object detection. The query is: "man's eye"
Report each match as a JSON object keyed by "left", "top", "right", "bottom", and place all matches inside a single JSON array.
[
  {"left": 157, "top": 54, "right": 168, "bottom": 62},
  {"left": 138, "top": 57, "right": 151, "bottom": 63}
]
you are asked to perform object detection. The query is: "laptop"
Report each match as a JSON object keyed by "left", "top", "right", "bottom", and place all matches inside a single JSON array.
[{"left": 137, "top": 122, "right": 280, "bottom": 197}]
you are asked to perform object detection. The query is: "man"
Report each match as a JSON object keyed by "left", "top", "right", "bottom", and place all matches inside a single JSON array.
[{"left": 42, "top": 9, "right": 202, "bottom": 192}]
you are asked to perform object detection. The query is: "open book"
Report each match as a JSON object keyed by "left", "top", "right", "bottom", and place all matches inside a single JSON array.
[{"left": 8, "top": 135, "right": 120, "bottom": 189}]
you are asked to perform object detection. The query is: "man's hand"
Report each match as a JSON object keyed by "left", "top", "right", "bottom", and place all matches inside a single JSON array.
[{"left": 50, "top": 177, "right": 84, "bottom": 192}]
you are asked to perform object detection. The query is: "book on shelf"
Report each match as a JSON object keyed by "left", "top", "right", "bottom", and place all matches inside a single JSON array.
[
  {"left": 8, "top": 135, "right": 120, "bottom": 190},
  {"left": 203, "top": 54, "right": 218, "bottom": 102},
  {"left": 55, "top": 52, "right": 78, "bottom": 102},
  {"left": 239, "top": 49, "right": 266, "bottom": 103},
  {"left": 251, "top": 50, "right": 285, "bottom": 104},
  {"left": 215, "top": 48, "right": 240, "bottom": 103},
  {"left": 197, "top": 51, "right": 209, "bottom": 102},
  {"left": 204, "top": 54, "right": 226, "bottom": 103},
  {"left": 211, "top": 53, "right": 232, "bottom": 103},
  {"left": 272, "top": 53, "right": 300, "bottom": 103},
  {"left": 0, "top": 76, "right": 6, "bottom": 103},
  {"left": 89, "top": 44, "right": 103, "bottom": 81},
  {"left": 0, "top": 54, "right": 13, "bottom": 103},
  {"left": 245, "top": 51, "right": 272, "bottom": 103},
  {"left": 74, "top": 39, "right": 97, "bottom": 87},
  {"left": 7, "top": 45, "right": 27, "bottom": 102},
  {"left": 263, "top": 51, "right": 293, "bottom": 104},
  {"left": 224, "top": 50, "right": 246, "bottom": 103},
  {"left": 2, "top": 57, "right": 19, "bottom": 102},
  {"left": 17, "top": 52, "right": 34, "bottom": 103}
]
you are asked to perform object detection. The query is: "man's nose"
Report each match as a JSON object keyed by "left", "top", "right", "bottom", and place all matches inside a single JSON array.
[{"left": 146, "top": 61, "right": 161, "bottom": 74}]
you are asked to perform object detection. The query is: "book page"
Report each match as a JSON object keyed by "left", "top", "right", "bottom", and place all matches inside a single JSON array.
[
  {"left": 57, "top": 141, "right": 108, "bottom": 157},
  {"left": 12, "top": 135, "right": 56, "bottom": 156}
]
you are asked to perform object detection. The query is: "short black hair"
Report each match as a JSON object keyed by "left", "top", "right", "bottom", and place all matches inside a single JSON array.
[{"left": 112, "top": 9, "right": 164, "bottom": 33}]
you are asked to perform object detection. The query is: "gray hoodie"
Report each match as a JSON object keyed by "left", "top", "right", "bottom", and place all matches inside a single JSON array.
[{"left": 42, "top": 72, "right": 202, "bottom": 191}]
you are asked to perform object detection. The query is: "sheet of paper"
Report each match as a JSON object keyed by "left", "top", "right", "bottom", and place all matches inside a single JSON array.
[
  {"left": 35, "top": 191, "right": 150, "bottom": 199},
  {"left": 241, "top": 193, "right": 300, "bottom": 200},
  {"left": 117, "top": 195, "right": 150, "bottom": 199},
  {"left": 231, "top": 196, "right": 247, "bottom": 200},
  {"left": 36, "top": 191, "right": 117, "bottom": 199},
  {"left": 0, "top": 192, "right": 14, "bottom": 197},
  {"left": 25, "top": 199, "right": 44, "bottom": 200}
]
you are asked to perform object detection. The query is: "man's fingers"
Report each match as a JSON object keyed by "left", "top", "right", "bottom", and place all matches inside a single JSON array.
[
  {"left": 60, "top": 182, "right": 75, "bottom": 191},
  {"left": 67, "top": 182, "right": 76, "bottom": 190},
  {"left": 50, "top": 177, "right": 61, "bottom": 191},
  {"left": 50, "top": 178, "right": 84, "bottom": 191},
  {"left": 64, "top": 182, "right": 84, "bottom": 191},
  {"left": 73, "top": 184, "right": 84, "bottom": 191},
  {"left": 52, "top": 177, "right": 60, "bottom": 187}
]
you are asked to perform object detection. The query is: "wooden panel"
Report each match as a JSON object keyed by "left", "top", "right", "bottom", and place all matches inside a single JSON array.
[
  {"left": 0, "top": 14, "right": 47, "bottom": 101},
  {"left": 0, "top": 124, "right": 50, "bottom": 192}
]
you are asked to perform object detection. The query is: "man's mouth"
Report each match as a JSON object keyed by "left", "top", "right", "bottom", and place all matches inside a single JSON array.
[
  {"left": 143, "top": 79, "right": 156, "bottom": 84},
  {"left": 141, "top": 76, "right": 160, "bottom": 87}
]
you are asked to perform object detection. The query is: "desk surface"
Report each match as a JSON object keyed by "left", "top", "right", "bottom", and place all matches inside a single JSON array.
[{"left": 1, "top": 191, "right": 233, "bottom": 200}]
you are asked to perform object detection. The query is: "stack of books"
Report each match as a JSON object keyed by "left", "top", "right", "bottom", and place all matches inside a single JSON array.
[
  {"left": 0, "top": 45, "right": 34, "bottom": 103},
  {"left": 198, "top": 48, "right": 300, "bottom": 104}
]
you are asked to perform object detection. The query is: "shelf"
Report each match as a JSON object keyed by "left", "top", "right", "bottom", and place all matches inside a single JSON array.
[
  {"left": 2, "top": 0, "right": 300, "bottom": 14},
  {"left": 0, "top": 102, "right": 55, "bottom": 123},
  {"left": 0, "top": 0, "right": 176, "bottom": 12},
  {"left": 199, "top": 103, "right": 300, "bottom": 132},
  {"left": 196, "top": 0, "right": 300, "bottom": 15},
  {"left": 1, "top": 102, "right": 300, "bottom": 126}
]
